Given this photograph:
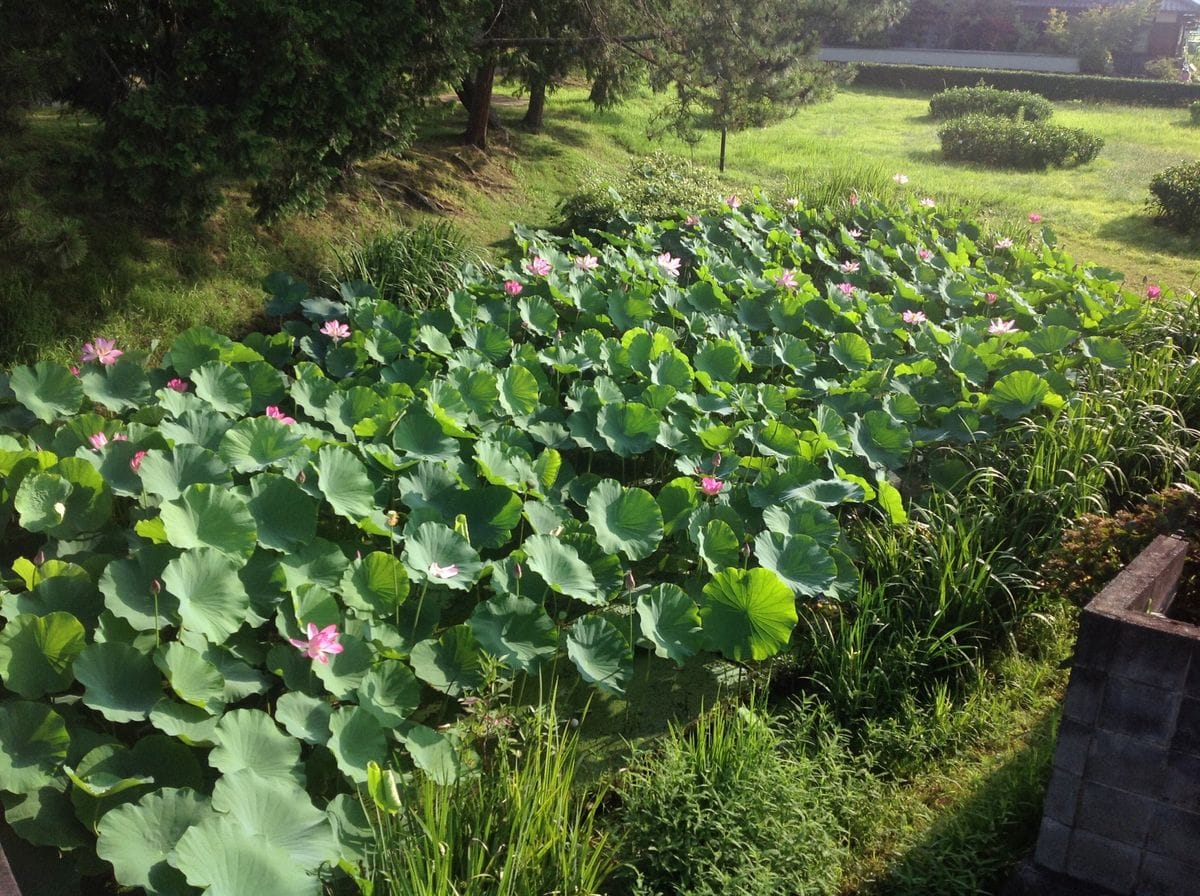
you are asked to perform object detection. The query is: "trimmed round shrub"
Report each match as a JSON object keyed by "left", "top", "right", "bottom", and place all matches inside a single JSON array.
[
  {"left": 1148, "top": 160, "right": 1200, "bottom": 232},
  {"left": 1190, "top": 100, "right": 1200, "bottom": 125},
  {"left": 557, "top": 150, "right": 720, "bottom": 235},
  {"left": 929, "top": 85, "right": 1053, "bottom": 122},
  {"left": 938, "top": 114, "right": 1104, "bottom": 170}
]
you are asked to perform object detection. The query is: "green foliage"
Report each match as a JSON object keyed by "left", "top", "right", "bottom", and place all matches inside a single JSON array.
[
  {"left": 333, "top": 222, "right": 481, "bottom": 312},
  {"left": 1046, "top": 0, "right": 1158, "bottom": 75},
  {"left": 361, "top": 710, "right": 614, "bottom": 896},
  {"left": 854, "top": 63, "right": 1200, "bottom": 105},
  {"left": 938, "top": 115, "right": 1104, "bottom": 170},
  {"left": 1192, "top": 100, "right": 1200, "bottom": 124},
  {"left": 557, "top": 151, "right": 721, "bottom": 235},
  {"left": 609, "top": 702, "right": 874, "bottom": 896},
  {"left": 929, "top": 85, "right": 1053, "bottom": 122},
  {"left": 1143, "top": 57, "right": 1183, "bottom": 81},
  {"left": 1148, "top": 160, "right": 1200, "bottom": 232}
]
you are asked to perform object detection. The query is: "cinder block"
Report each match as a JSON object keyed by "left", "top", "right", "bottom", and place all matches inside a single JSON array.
[
  {"left": 1111, "top": 626, "right": 1190, "bottom": 691},
  {"left": 1099, "top": 678, "right": 1180, "bottom": 746},
  {"left": 1042, "top": 768, "right": 1082, "bottom": 826},
  {"left": 1066, "top": 829, "right": 1140, "bottom": 894},
  {"left": 1075, "top": 613, "right": 1120, "bottom": 670},
  {"left": 1164, "top": 749, "right": 1200, "bottom": 809},
  {"left": 1137, "top": 851, "right": 1200, "bottom": 895},
  {"left": 1053, "top": 717, "right": 1094, "bottom": 777},
  {"left": 1171, "top": 697, "right": 1200, "bottom": 758},
  {"left": 1034, "top": 817, "right": 1071, "bottom": 874},
  {"left": 1063, "top": 666, "right": 1107, "bottom": 725},
  {"left": 1146, "top": 803, "right": 1200, "bottom": 865},
  {"left": 1086, "top": 729, "right": 1167, "bottom": 798},
  {"left": 1075, "top": 782, "right": 1154, "bottom": 846}
]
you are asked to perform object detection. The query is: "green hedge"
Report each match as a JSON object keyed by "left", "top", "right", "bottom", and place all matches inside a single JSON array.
[
  {"left": 938, "top": 115, "right": 1104, "bottom": 170},
  {"left": 1148, "top": 161, "right": 1200, "bottom": 232},
  {"left": 854, "top": 63, "right": 1200, "bottom": 106},
  {"left": 929, "top": 85, "right": 1054, "bottom": 122}
]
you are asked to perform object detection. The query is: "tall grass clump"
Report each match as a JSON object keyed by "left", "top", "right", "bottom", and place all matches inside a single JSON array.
[
  {"left": 361, "top": 711, "right": 613, "bottom": 896},
  {"left": 609, "top": 702, "right": 874, "bottom": 896},
  {"left": 783, "top": 157, "right": 892, "bottom": 211},
  {"left": 334, "top": 221, "right": 481, "bottom": 311}
]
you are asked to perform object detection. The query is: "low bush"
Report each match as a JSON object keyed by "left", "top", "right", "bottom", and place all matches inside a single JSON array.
[
  {"left": 853, "top": 63, "right": 1200, "bottom": 105},
  {"left": 929, "top": 85, "right": 1053, "bottom": 122},
  {"left": 938, "top": 114, "right": 1104, "bottom": 169},
  {"left": 1147, "top": 160, "right": 1200, "bottom": 231},
  {"left": 1143, "top": 56, "right": 1182, "bottom": 81},
  {"left": 1191, "top": 100, "right": 1200, "bottom": 124},
  {"left": 556, "top": 150, "right": 720, "bottom": 235}
]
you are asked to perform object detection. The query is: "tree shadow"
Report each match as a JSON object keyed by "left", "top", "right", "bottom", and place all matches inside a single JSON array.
[
  {"left": 1094, "top": 213, "right": 1200, "bottom": 259},
  {"left": 848, "top": 707, "right": 1059, "bottom": 896}
]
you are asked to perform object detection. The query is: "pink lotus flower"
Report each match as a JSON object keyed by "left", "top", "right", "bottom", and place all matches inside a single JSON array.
[
  {"left": 527, "top": 256, "right": 552, "bottom": 277},
  {"left": 837, "top": 282, "right": 855, "bottom": 296},
  {"left": 89, "top": 433, "right": 109, "bottom": 451},
  {"left": 775, "top": 269, "right": 798, "bottom": 289},
  {"left": 166, "top": 378, "right": 188, "bottom": 392},
  {"left": 785, "top": 197, "right": 800, "bottom": 209},
  {"left": 657, "top": 252, "right": 681, "bottom": 277},
  {"left": 81, "top": 338, "right": 123, "bottom": 366},
  {"left": 685, "top": 214, "right": 701, "bottom": 227},
  {"left": 902, "top": 309, "right": 927, "bottom": 325},
  {"left": 849, "top": 193, "right": 860, "bottom": 206},
  {"left": 429, "top": 561, "right": 459, "bottom": 579},
  {"left": 792, "top": 228, "right": 804, "bottom": 238},
  {"left": 848, "top": 228, "right": 863, "bottom": 239},
  {"left": 321, "top": 320, "right": 351, "bottom": 342},
  {"left": 917, "top": 248, "right": 933, "bottom": 262},
  {"left": 988, "top": 318, "right": 1017, "bottom": 335},
  {"left": 1029, "top": 213, "right": 1043, "bottom": 223},
  {"left": 985, "top": 292, "right": 998, "bottom": 304},
  {"left": 288, "top": 622, "right": 345, "bottom": 665},
  {"left": 1146, "top": 284, "right": 1162, "bottom": 299},
  {"left": 919, "top": 198, "right": 936, "bottom": 208},
  {"left": 840, "top": 260, "right": 860, "bottom": 274},
  {"left": 265, "top": 406, "right": 296, "bottom": 425},
  {"left": 130, "top": 450, "right": 148, "bottom": 473},
  {"left": 504, "top": 280, "right": 523, "bottom": 296},
  {"left": 725, "top": 194, "right": 741, "bottom": 209},
  {"left": 700, "top": 476, "right": 723, "bottom": 496},
  {"left": 893, "top": 173, "right": 909, "bottom": 185},
  {"left": 574, "top": 255, "right": 599, "bottom": 271},
  {"left": 994, "top": 238, "right": 1014, "bottom": 250},
  {"left": 69, "top": 365, "right": 80, "bottom": 377}
]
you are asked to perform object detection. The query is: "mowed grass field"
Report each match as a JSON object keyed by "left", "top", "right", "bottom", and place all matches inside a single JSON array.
[{"left": 4, "top": 82, "right": 1199, "bottom": 364}]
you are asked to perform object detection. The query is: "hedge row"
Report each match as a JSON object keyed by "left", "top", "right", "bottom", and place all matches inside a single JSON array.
[
  {"left": 853, "top": 63, "right": 1200, "bottom": 107},
  {"left": 938, "top": 115, "right": 1104, "bottom": 170}
]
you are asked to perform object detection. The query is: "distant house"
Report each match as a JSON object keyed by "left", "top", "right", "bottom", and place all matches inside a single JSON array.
[{"left": 1014, "top": 0, "right": 1200, "bottom": 64}]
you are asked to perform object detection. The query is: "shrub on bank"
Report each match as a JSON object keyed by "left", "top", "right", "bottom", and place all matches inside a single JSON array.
[
  {"left": 929, "top": 85, "right": 1053, "bottom": 122},
  {"left": 1148, "top": 160, "right": 1200, "bottom": 232},
  {"left": 938, "top": 115, "right": 1104, "bottom": 169}
]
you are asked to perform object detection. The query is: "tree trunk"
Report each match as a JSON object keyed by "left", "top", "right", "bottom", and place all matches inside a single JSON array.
[
  {"left": 719, "top": 126, "right": 727, "bottom": 173},
  {"left": 464, "top": 61, "right": 497, "bottom": 149},
  {"left": 522, "top": 76, "right": 547, "bottom": 131}
]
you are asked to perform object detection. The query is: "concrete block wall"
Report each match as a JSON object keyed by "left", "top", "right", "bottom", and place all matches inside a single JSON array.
[{"left": 1031, "top": 536, "right": 1200, "bottom": 895}]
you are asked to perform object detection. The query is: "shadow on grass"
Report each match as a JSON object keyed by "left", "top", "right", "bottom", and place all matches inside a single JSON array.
[
  {"left": 851, "top": 706, "right": 1059, "bottom": 896},
  {"left": 1094, "top": 214, "right": 1200, "bottom": 262}
]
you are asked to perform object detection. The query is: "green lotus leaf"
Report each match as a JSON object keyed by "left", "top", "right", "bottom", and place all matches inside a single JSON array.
[
  {"left": 598, "top": 402, "right": 660, "bottom": 456},
  {"left": 586, "top": 479, "right": 664, "bottom": 561},
  {"left": 1023, "top": 325, "right": 1078, "bottom": 356},
  {"left": 0, "top": 612, "right": 85, "bottom": 698},
  {"left": 191, "top": 361, "right": 252, "bottom": 416},
  {"left": 96, "top": 787, "right": 213, "bottom": 895},
  {"left": 237, "top": 360, "right": 288, "bottom": 412},
  {"left": 67, "top": 736, "right": 202, "bottom": 829},
  {"left": 475, "top": 437, "right": 539, "bottom": 491},
  {"left": 518, "top": 294, "right": 558, "bottom": 334},
  {"left": 218, "top": 417, "right": 304, "bottom": 473},
  {"left": 762, "top": 500, "right": 840, "bottom": 547},
  {"left": 80, "top": 359, "right": 153, "bottom": 413},
  {"left": 403, "top": 724, "right": 465, "bottom": 785},
  {"left": 753, "top": 532, "right": 837, "bottom": 597},
  {"left": 74, "top": 642, "right": 163, "bottom": 723},
  {"left": 247, "top": 473, "right": 319, "bottom": 552},
  {"left": 357, "top": 661, "right": 421, "bottom": 728},
  {"left": 156, "top": 409, "right": 233, "bottom": 452},
  {"left": 173, "top": 816, "right": 320, "bottom": 896},
  {"left": 163, "top": 548, "right": 252, "bottom": 643},
  {"left": 410, "top": 625, "right": 484, "bottom": 696},
  {"left": 0, "top": 701, "right": 70, "bottom": 794},
  {"left": 498, "top": 366, "right": 541, "bottom": 418},
  {"left": 161, "top": 483, "right": 257, "bottom": 559},
  {"left": 446, "top": 484, "right": 523, "bottom": 549},
  {"left": 340, "top": 551, "right": 410, "bottom": 616},
  {"left": 9, "top": 361, "right": 84, "bottom": 422},
  {"left": 202, "top": 640, "right": 271, "bottom": 702},
  {"left": 699, "top": 567, "right": 798, "bottom": 661},
  {"left": 468, "top": 593, "right": 558, "bottom": 674},
  {"left": 164, "top": 326, "right": 228, "bottom": 375},
  {"left": 830, "top": 332, "right": 872, "bottom": 371},
  {"left": 280, "top": 538, "right": 350, "bottom": 594},
  {"left": 275, "top": 692, "right": 332, "bottom": 746},
  {"left": 392, "top": 406, "right": 461, "bottom": 461},
  {"left": 14, "top": 458, "right": 112, "bottom": 539},
  {"left": 989, "top": 370, "right": 1051, "bottom": 420},
  {"left": 788, "top": 477, "right": 865, "bottom": 506},
  {"left": 523, "top": 534, "right": 601, "bottom": 605},
  {"left": 149, "top": 699, "right": 221, "bottom": 747},
  {"left": 657, "top": 476, "right": 700, "bottom": 536},
  {"left": 1082, "top": 336, "right": 1130, "bottom": 369},
  {"left": 566, "top": 615, "right": 631, "bottom": 695},
  {"left": 774, "top": 335, "right": 817, "bottom": 374},
  {"left": 403, "top": 521, "right": 483, "bottom": 590},
  {"left": 2, "top": 785, "right": 90, "bottom": 849},
  {"left": 212, "top": 769, "right": 338, "bottom": 867},
  {"left": 326, "top": 793, "right": 375, "bottom": 867},
  {"left": 850, "top": 411, "right": 913, "bottom": 471},
  {"left": 756, "top": 420, "right": 801, "bottom": 458},
  {"left": 328, "top": 706, "right": 388, "bottom": 785},
  {"left": 210, "top": 709, "right": 304, "bottom": 786},
  {"left": 697, "top": 518, "right": 741, "bottom": 573},
  {"left": 138, "top": 444, "right": 233, "bottom": 501},
  {"left": 154, "top": 642, "right": 226, "bottom": 714},
  {"left": 314, "top": 445, "right": 377, "bottom": 523},
  {"left": 311, "top": 633, "right": 373, "bottom": 700},
  {"left": 636, "top": 584, "right": 703, "bottom": 667},
  {"left": 5, "top": 559, "right": 104, "bottom": 626}
]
